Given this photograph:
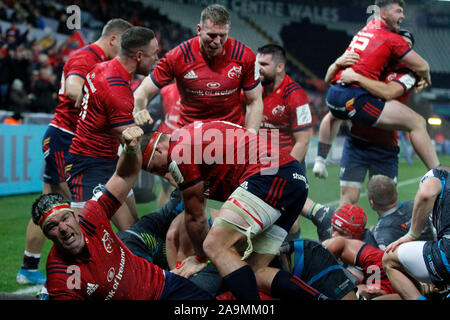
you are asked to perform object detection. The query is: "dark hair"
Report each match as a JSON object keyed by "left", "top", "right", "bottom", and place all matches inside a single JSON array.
[
  {"left": 101, "top": 18, "right": 132, "bottom": 38},
  {"left": 120, "top": 26, "right": 156, "bottom": 56},
  {"left": 200, "top": 4, "right": 230, "bottom": 26},
  {"left": 398, "top": 29, "right": 414, "bottom": 47},
  {"left": 375, "top": 0, "right": 405, "bottom": 9},
  {"left": 257, "top": 44, "right": 287, "bottom": 64},
  {"left": 31, "top": 193, "right": 70, "bottom": 226}
]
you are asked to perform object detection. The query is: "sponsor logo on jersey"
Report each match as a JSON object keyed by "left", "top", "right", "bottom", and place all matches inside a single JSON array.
[
  {"left": 107, "top": 267, "right": 115, "bottom": 282},
  {"left": 272, "top": 105, "right": 286, "bottom": 117},
  {"left": 228, "top": 66, "right": 242, "bottom": 79},
  {"left": 184, "top": 70, "right": 198, "bottom": 79},
  {"left": 207, "top": 82, "right": 221, "bottom": 89},
  {"left": 102, "top": 229, "right": 114, "bottom": 254},
  {"left": 87, "top": 283, "right": 99, "bottom": 295}
]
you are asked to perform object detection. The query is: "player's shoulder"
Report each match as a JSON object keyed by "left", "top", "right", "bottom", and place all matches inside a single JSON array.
[
  {"left": 281, "top": 75, "right": 307, "bottom": 100},
  {"left": 227, "top": 37, "right": 255, "bottom": 62},
  {"left": 420, "top": 169, "right": 448, "bottom": 185},
  {"left": 169, "top": 36, "right": 198, "bottom": 64}
]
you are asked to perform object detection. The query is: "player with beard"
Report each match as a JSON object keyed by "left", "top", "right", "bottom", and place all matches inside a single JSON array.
[
  {"left": 16, "top": 19, "right": 132, "bottom": 286},
  {"left": 256, "top": 44, "right": 312, "bottom": 167},
  {"left": 313, "top": 0, "right": 440, "bottom": 177},
  {"left": 32, "top": 127, "right": 212, "bottom": 300},
  {"left": 66, "top": 27, "right": 159, "bottom": 230}
]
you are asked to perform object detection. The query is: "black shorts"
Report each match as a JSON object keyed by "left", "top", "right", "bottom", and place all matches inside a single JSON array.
[
  {"left": 326, "top": 84, "right": 385, "bottom": 126},
  {"left": 279, "top": 239, "right": 356, "bottom": 299}
]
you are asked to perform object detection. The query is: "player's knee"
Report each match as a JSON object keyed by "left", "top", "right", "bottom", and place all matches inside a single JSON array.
[{"left": 202, "top": 232, "right": 221, "bottom": 261}]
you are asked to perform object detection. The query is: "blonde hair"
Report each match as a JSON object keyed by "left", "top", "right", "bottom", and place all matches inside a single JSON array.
[{"left": 200, "top": 4, "right": 230, "bottom": 26}]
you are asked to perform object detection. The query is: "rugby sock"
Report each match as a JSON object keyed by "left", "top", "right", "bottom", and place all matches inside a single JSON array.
[
  {"left": 416, "top": 296, "right": 427, "bottom": 300},
  {"left": 270, "top": 270, "right": 329, "bottom": 300},
  {"left": 22, "top": 251, "right": 40, "bottom": 270},
  {"left": 223, "top": 265, "right": 261, "bottom": 300},
  {"left": 317, "top": 142, "right": 332, "bottom": 159}
]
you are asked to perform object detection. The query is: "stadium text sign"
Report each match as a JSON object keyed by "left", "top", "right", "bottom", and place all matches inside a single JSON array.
[
  {"left": 170, "top": 0, "right": 340, "bottom": 23},
  {"left": 0, "top": 124, "right": 46, "bottom": 196}
]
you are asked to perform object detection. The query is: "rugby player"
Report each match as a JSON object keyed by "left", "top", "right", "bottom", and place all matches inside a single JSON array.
[
  {"left": 32, "top": 126, "right": 212, "bottom": 300},
  {"left": 383, "top": 167, "right": 450, "bottom": 300},
  {"left": 133, "top": 4, "right": 263, "bottom": 134},
  {"left": 140, "top": 121, "right": 329, "bottom": 300},
  {"left": 17, "top": 19, "right": 132, "bottom": 285},
  {"left": 313, "top": 0, "right": 440, "bottom": 179},
  {"left": 66, "top": 27, "right": 158, "bottom": 230}
]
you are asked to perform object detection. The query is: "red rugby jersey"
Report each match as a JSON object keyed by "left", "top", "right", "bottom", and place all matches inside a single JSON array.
[
  {"left": 332, "top": 20, "right": 411, "bottom": 83},
  {"left": 355, "top": 243, "right": 395, "bottom": 294},
  {"left": 69, "top": 58, "right": 135, "bottom": 160},
  {"left": 50, "top": 44, "right": 106, "bottom": 134},
  {"left": 45, "top": 190, "right": 165, "bottom": 300},
  {"left": 260, "top": 74, "right": 312, "bottom": 154},
  {"left": 158, "top": 83, "right": 182, "bottom": 134},
  {"left": 167, "top": 121, "right": 295, "bottom": 202},
  {"left": 151, "top": 36, "right": 260, "bottom": 127},
  {"left": 350, "top": 65, "right": 416, "bottom": 148}
]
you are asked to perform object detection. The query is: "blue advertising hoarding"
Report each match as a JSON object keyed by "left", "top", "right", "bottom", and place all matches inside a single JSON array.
[{"left": 0, "top": 124, "right": 46, "bottom": 196}]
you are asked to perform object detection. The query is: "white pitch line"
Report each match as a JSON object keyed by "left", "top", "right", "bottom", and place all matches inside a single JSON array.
[
  {"left": 325, "top": 176, "right": 421, "bottom": 207},
  {"left": 12, "top": 284, "right": 42, "bottom": 295}
]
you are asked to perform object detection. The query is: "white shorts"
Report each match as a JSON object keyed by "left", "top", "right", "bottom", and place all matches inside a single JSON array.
[{"left": 397, "top": 241, "right": 432, "bottom": 284}]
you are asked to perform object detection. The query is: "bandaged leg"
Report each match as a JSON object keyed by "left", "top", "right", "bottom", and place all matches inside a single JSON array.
[{"left": 215, "top": 187, "right": 282, "bottom": 260}]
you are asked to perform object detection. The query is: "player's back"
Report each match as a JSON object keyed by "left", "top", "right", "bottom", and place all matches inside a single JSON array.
[
  {"left": 50, "top": 44, "right": 106, "bottom": 134},
  {"left": 69, "top": 58, "right": 134, "bottom": 160},
  {"left": 332, "top": 20, "right": 411, "bottom": 83},
  {"left": 168, "top": 121, "right": 295, "bottom": 201}
]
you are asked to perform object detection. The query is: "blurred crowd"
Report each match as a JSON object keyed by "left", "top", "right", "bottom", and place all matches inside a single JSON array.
[{"left": 0, "top": 0, "right": 327, "bottom": 131}]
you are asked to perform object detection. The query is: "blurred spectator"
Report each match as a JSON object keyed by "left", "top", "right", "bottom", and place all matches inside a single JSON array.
[
  {"left": 3, "top": 111, "right": 23, "bottom": 124},
  {"left": 29, "top": 66, "right": 56, "bottom": 113},
  {"left": 9, "top": 78, "right": 30, "bottom": 112},
  {"left": 0, "top": 48, "right": 12, "bottom": 107},
  {"left": 0, "top": 1, "right": 7, "bottom": 21}
]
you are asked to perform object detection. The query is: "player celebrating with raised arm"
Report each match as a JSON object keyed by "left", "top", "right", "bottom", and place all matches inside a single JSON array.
[
  {"left": 313, "top": 0, "right": 440, "bottom": 178},
  {"left": 66, "top": 27, "right": 159, "bottom": 230},
  {"left": 17, "top": 19, "right": 132, "bottom": 285},
  {"left": 32, "top": 127, "right": 212, "bottom": 300},
  {"left": 133, "top": 3, "right": 263, "bottom": 134}
]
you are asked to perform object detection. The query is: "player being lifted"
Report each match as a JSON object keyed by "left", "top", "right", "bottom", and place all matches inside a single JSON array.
[{"left": 313, "top": 0, "right": 440, "bottom": 180}]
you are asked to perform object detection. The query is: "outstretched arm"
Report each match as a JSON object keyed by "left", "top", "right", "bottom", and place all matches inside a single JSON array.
[
  {"left": 323, "top": 237, "right": 365, "bottom": 266},
  {"left": 181, "top": 181, "right": 209, "bottom": 257},
  {"left": 400, "top": 50, "right": 431, "bottom": 88},
  {"left": 244, "top": 83, "right": 263, "bottom": 134},
  {"left": 133, "top": 76, "right": 161, "bottom": 125},
  {"left": 386, "top": 176, "right": 441, "bottom": 253},
  {"left": 105, "top": 126, "right": 144, "bottom": 204}
]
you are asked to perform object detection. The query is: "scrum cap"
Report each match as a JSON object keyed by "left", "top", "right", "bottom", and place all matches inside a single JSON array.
[{"left": 331, "top": 204, "right": 367, "bottom": 239}]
